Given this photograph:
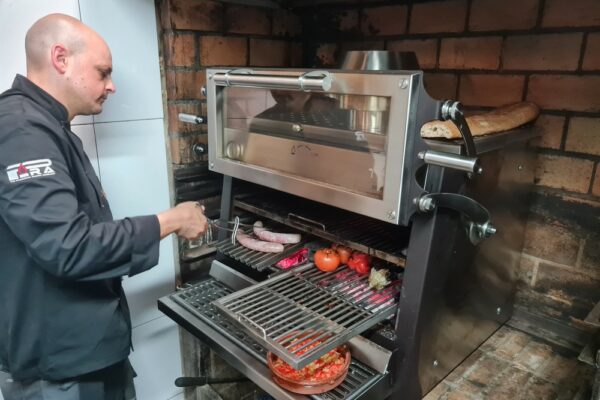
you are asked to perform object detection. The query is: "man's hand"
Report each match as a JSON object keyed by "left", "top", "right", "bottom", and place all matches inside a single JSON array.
[{"left": 157, "top": 202, "right": 208, "bottom": 240}]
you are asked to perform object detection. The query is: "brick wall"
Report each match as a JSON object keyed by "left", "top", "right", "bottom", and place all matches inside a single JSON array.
[{"left": 298, "top": 0, "right": 600, "bottom": 329}]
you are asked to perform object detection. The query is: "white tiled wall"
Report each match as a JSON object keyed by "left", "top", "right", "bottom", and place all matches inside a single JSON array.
[
  {"left": 0, "top": 1, "right": 180, "bottom": 399},
  {"left": 79, "top": 0, "right": 164, "bottom": 123}
]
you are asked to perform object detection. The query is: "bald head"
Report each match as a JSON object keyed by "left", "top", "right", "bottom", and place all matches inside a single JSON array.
[
  {"left": 24, "top": 13, "right": 115, "bottom": 120},
  {"left": 26, "top": 14, "right": 93, "bottom": 73}
]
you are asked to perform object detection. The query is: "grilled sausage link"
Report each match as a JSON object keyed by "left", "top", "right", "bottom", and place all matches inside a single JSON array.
[
  {"left": 236, "top": 230, "right": 284, "bottom": 253},
  {"left": 253, "top": 221, "right": 301, "bottom": 244}
]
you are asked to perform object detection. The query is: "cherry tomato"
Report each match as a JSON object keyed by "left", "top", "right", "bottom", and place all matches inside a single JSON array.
[
  {"left": 347, "top": 251, "right": 371, "bottom": 275},
  {"left": 333, "top": 245, "right": 352, "bottom": 264},
  {"left": 314, "top": 248, "right": 341, "bottom": 272}
]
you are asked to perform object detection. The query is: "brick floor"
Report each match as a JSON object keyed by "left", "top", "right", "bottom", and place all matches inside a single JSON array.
[{"left": 423, "top": 325, "right": 594, "bottom": 399}]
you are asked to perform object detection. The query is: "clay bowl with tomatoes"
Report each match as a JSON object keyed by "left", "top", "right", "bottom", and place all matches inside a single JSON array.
[{"left": 267, "top": 343, "right": 351, "bottom": 395}]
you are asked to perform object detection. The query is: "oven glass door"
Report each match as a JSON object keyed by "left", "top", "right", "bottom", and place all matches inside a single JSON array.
[{"left": 221, "top": 86, "right": 390, "bottom": 200}]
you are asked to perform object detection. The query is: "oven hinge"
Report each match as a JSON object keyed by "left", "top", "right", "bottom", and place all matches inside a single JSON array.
[{"left": 417, "top": 193, "right": 496, "bottom": 245}]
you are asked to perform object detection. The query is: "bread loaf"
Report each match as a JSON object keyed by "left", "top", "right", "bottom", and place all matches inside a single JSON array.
[{"left": 420, "top": 102, "right": 540, "bottom": 139}]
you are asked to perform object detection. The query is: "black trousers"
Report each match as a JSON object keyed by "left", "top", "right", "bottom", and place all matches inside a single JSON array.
[{"left": 0, "top": 359, "right": 136, "bottom": 400}]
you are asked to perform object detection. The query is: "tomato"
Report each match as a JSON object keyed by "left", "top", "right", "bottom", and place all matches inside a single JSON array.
[
  {"left": 333, "top": 245, "right": 352, "bottom": 264},
  {"left": 347, "top": 251, "right": 371, "bottom": 275},
  {"left": 314, "top": 248, "right": 341, "bottom": 272}
]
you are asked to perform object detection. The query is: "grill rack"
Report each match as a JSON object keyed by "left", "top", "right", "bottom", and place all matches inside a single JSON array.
[
  {"left": 213, "top": 263, "right": 401, "bottom": 370},
  {"left": 171, "top": 278, "right": 382, "bottom": 400},
  {"left": 215, "top": 227, "right": 308, "bottom": 272},
  {"left": 233, "top": 192, "right": 408, "bottom": 267}
]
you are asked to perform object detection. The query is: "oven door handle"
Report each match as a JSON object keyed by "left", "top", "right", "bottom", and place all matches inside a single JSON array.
[
  {"left": 287, "top": 213, "right": 327, "bottom": 231},
  {"left": 212, "top": 69, "right": 332, "bottom": 92},
  {"left": 417, "top": 192, "right": 496, "bottom": 245}
]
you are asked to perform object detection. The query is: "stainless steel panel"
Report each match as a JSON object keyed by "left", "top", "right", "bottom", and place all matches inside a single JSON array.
[
  {"left": 213, "top": 263, "right": 401, "bottom": 370},
  {"left": 417, "top": 141, "right": 536, "bottom": 395},
  {"left": 207, "top": 68, "right": 420, "bottom": 224}
]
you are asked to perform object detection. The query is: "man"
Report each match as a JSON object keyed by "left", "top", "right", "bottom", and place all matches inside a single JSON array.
[{"left": 0, "top": 13, "right": 208, "bottom": 400}]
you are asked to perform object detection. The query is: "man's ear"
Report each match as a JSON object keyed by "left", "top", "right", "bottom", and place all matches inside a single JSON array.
[{"left": 50, "top": 44, "right": 69, "bottom": 74}]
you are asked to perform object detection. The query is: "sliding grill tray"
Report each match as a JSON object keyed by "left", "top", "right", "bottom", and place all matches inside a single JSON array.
[
  {"left": 213, "top": 263, "right": 401, "bottom": 370},
  {"left": 233, "top": 192, "right": 408, "bottom": 267},
  {"left": 170, "top": 278, "right": 383, "bottom": 400}
]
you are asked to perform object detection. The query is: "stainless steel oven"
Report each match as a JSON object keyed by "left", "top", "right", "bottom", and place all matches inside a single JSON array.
[{"left": 160, "top": 64, "right": 539, "bottom": 400}]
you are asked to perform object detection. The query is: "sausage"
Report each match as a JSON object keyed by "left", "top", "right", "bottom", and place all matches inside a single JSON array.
[
  {"left": 253, "top": 221, "right": 301, "bottom": 244},
  {"left": 236, "top": 230, "right": 284, "bottom": 253}
]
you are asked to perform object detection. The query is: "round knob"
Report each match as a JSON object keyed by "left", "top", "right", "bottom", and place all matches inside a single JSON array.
[
  {"left": 292, "top": 123, "right": 303, "bottom": 133},
  {"left": 192, "top": 143, "right": 206, "bottom": 157},
  {"left": 225, "top": 141, "right": 242, "bottom": 160}
]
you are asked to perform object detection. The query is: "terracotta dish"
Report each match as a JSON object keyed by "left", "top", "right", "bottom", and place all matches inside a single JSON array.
[{"left": 267, "top": 344, "right": 351, "bottom": 395}]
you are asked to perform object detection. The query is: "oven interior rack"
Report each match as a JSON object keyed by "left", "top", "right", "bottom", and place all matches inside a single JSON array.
[
  {"left": 233, "top": 191, "right": 408, "bottom": 267},
  {"left": 213, "top": 263, "right": 401, "bottom": 370},
  {"left": 216, "top": 233, "right": 308, "bottom": 273},
  {"left": 171, "top": 277, "right": 384, "bottom": 400}
]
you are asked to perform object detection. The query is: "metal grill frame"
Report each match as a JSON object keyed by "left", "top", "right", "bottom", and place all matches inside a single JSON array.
[
  {"left": 168, "top": 277, "right": 385, "bottom": 400},
  {"left": 213, "top": 263, "right": 401, "bottom": 370}
]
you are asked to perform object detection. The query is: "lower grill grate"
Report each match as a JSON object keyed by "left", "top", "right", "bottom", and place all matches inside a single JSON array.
[
  {"left": 171, "top": 278, "right": 382, "bottom": 400},
  {"left": 213, "top": 264, "right": 401, "bottom": 370}
]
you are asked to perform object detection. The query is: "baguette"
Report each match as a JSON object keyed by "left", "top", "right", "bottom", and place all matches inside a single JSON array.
[{"left": 420, "top": 102, "right": 540, "bottom": 139}]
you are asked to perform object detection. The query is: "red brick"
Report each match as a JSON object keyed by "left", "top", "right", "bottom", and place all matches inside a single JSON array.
[
  {"left": 361, "top": 5, "right": 408, "bottom": 36},
  {"left": 272, "top": 9, "right": 301, "bottom": 37},
  {"left": 542, "top": 0, "right": 600, "bottom": 27},
  {"left": 535, "top": 154, "right": 594, "bottom": 193},
  {"left": 517, "top": 255, "right": 536, "bottom": 287},
  {"left": 513, "top": 341, "right": 553, "bottom": 371},
  {"left": 424, "top": 73, "right": 458, "bottom": 100},
  {"left": 410, "top": 0, "right": 467, "bottom": 34},
  {"left": 439, "top": 37, "right": 502, "bottom": 70},
  {"left": 593, "top": 164, "right": 600, "bottom": 196},
  {"left": 164, "top": 33, "right": 196, "bottom": 67},
  {"left": 167, "top": 102, "right": 203, "bottom": 135},
  {"left": 535, "top": 263, "right": 600, "bottom": 307},
  {"left": 565, "top": 117, "right": 600, "bottom": 156},
  {"left": 583, "top": 33, "right": 600, "bottom": 71},
  {"left": 524, "top": 219, "right": 580, "bottom": 265},
  {"left": 539, "top": 353, "right": 583, "bottom": 383},
  {"left": 387, "top": 39, "right": 438, "bottom": 69},
  {"left": 169, "top": 133, "right": 207, "bottom": 165},
  {"left": 199, "top": 36, "right": 247, "bottom": 67},
  {"left": 469, "top": 0, "right": 539, "bottom": 31},
  {"left": 490, "top": 329, "right": 531, "bottom": 360},
  {"left": 503, "top": 34, "right": 583, "bottom": 71},
  {"left": 225, "top": 5, "right": 270, "bottom": 35},
  {"left": 532, "top": 114, "right": 565, "bottom": 150},
  {"left": 459, "top": 74, "right": 525, "bottom": 107},
  {"left": 314, "top": 43, "right": 339, "bottom": 67},
  {"left": 527, "top": 75, "right": 600, "bottom": 112},
  {"left": 465, "top": 355, "right": 510, "bottom": 385},
  {"left": 165, "top": 70, "right": 206, "bottom": 100},
  {"left": 249, "top": 39, "right": 287, "bottom": 67},
  {"left": 161, "top": 0, "right": 223, "bottom": 31}
]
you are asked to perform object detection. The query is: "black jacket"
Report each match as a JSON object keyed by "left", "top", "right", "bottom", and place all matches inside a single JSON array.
[{"left": 0, "top": 75, "right": 160, "bottom": 381}]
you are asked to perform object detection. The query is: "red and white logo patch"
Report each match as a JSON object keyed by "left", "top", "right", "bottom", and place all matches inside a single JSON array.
[{"left": 6, "top": 159, "right": 55, "bottom": 183}]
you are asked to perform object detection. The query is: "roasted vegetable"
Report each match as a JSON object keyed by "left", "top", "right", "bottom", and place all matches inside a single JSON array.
[{"left": 368, "top": 267, "right": 392, "bottom": 290}]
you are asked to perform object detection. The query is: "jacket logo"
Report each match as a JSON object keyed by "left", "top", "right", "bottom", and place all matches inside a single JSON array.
[{"left": 6, "top": 159, "right": 55, "bottom": 183}]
